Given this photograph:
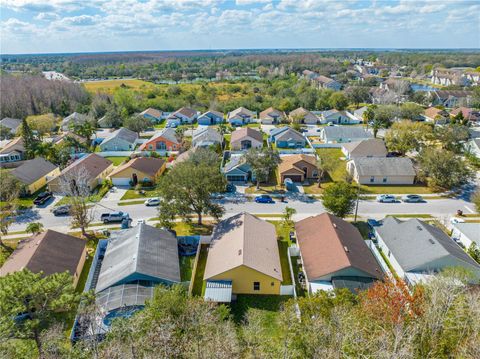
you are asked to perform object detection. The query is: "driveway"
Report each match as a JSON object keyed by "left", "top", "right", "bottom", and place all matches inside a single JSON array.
[{"left": 101, "top": 187, "right": 128, "bottom": 202}]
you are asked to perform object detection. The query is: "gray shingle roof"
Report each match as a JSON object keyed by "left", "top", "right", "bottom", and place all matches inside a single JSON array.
[
  {"left": 452, "top": 223, "right": 480, "bottom": 245},
  {"left": 342, "top": 139, "right": 387, "bottom": 157},
  {"left": 147, "top": 128, "right": 179, "bottom": 144},
  {"left": 96, "top": 223, "right": 180, "bottom": 293},
  {"left": 351, "top": 157, "right": 415, "bottom": 176},
  {"left": 322, "top": 126, "right": 373, "bottom": 140},
  {"left": 376, "top": 217, "right": 480, "bottom": 273},
  {"left": 192, "top": 127, "right": 223, "bottom": 146},
  {"left": 275, "top": 128, "right": 305, "bottom": 142},
  {"left": 0, "top": 118, "right": 22, "bottom": 132},
  {"left": 101, "top": 127, "right": 138, "bottom": 146},
  {"left": 10, "top": 157, "right": 58, "bottom": 185}
]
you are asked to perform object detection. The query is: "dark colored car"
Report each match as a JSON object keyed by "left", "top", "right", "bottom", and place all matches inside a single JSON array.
[
  {"left": 226, "top": 183, "right": 236, "bottom": 193},
  {"left": 52, "top": 205, "right": 71, "bottom": 216},
  {"left": 254, "top": 195, "right": 274, "bottom": 203},
  {"left": 33, "top": 192, "right": 53, "bottom": 206}
]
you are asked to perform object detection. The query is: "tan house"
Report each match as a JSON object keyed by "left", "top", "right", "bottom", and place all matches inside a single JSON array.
[
  {"left": 278, "top": 154, "right": 318, "bottom": 183},
  {"left": 424, "top": 107, "right": 449, "bottom": 123},
  {"left": 109, "top": 157, "right": 166, "bottom": 186},
  {"left": 48, "top": 153, "right": 113, "bottom": 193},
  {"left": 347, "top": 157, "right": 416, "bottom": 185},
  {"left": 289, "top": 107, "right": 318, "bottom": 124},
  {"left": 10, "top": 157, "right": 60, "bottom": 194},
  {"left": 259, "top": 107, "right": 285, "bottom": 124},
  {"left": 204, "top": 213, "right": 283, "bottom": 301},
  {"left": 341, "top": 139, "right": 388, "bottom": 160},
  {"left": 0, "top": 230, "right": 87, "bottom": 287},
  {"left": 0, "top": 137, "right": 26, "bottom": 165},
  {"left": 230, "top": 127, "right": 263, "bottom": 151}
]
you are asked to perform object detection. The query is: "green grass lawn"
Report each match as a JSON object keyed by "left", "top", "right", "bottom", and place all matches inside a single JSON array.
[
  {"left": 359, "top": 184, "right": 434, "bottom": 194},
  {"left": 118, "top": 200, "right": 146, "bottom": 206},
  {"left": 75, "top": 253, "right": 93, "bottom": 293},
  {"left": 290, "top": 256, "right": 306, "bottom": 297},
  {"left": 120, "top": 188, "right": 158, "bottom": 200},
  {"left": 190, "top": 244, "right": 208, "bottom": 296},
  {"left": 105, "top": 156, "right": 130, "bottom": 166},
  {"left": 386, "top": 214, "right": 433, "bottom": 218},
  {"left": 230, "top": 294, "right": 290, "bottom": 326},
  {"left": 173, "top": 221, "right": 214, "bottom": 236},
  {"left": 352, "top": 221, "right": 371, "bottom": 240},
  {"left": 245, "top": 171, "right": 283, "bottom": 194},
  {"left": 0, "top": 244, "right": 15, "bottom": 267},
  {"left": 315, "top": 148, "right": 347, "bottom": 182},
  {"left": 277, "top": 240, "right": 292, "bottom": 285},
  {"left": 180, "top": 255, "right": 195, "bottom": 282}
]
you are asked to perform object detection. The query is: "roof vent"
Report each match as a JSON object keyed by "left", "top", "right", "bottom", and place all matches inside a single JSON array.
[
  {"left": 238, "top": 249, "right": 242, "bottom": 256},
  {"left": 428, "top": 238, "right": 435, "bottom": 245},
  {"left": 333, "top": 223, "right": 337, "bottom": 229},
  {"left": 417, "top": 226, "right": 423, "bottom": 231},
  {"left": 344, "top": 246, "right": 349, "bottom": 252}
]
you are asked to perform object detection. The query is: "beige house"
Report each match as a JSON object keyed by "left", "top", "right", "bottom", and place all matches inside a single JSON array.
[
  {"left": 289, "top": 107, "right": 318, "bottom": 124},
  {"left": 48, "top": 153, "right": 113, "bottom": 193},
  {"left": 0, "top": 230, "right": 87, "bottom": 287},
  {"left": 341, "top": 139, "right": 388, "bottom": 160},
  {"left": 230, "top": 127, "right": 263, "bottom": 151},
  {"left": 347, "top": 157, "right": 416, "bottom": 185},
  {"left": 278, "top": 154, "right": 318, "bottom": 183},
  {"left": 109, "top": 157, "right": 166, "bottom": 186}
]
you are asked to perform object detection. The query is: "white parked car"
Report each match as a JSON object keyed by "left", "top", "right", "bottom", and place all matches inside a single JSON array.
[
  {"left": 145, "top": 197, "right": 160, "bottom": 206},
  {"left": 376, "top": 194, "right": 396, "bottom": 203}
]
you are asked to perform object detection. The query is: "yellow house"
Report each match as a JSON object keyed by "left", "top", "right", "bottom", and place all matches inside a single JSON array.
[
  {"left": 203, "top": 213, "right": 283, "bottom": 301},
  {"left": 10, "top": 157, "right": 60, "bottom": 194},
  {"left": 108, "top": 157, "right": 166, "bottom": 186}
]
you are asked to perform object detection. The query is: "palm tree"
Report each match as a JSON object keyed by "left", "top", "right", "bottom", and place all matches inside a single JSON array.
[{"left": 26, "top": 222, "right": 44, "bottom": 236}]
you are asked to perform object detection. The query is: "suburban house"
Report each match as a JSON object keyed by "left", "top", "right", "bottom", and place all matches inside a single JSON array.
[
  {"left": 61, "top": 112, "right": 89, "bottom": 131},
  {"left": 192, "top": 127, "right": 223, "bottom": 148},
  {"left": 0, "top": 230, "right": 87, "bottom": 287},
  {"left": 374, "top": 217, "right": 480, "bottom": 285},
  {"left": 48, "top": 153, "right": 113, "bottom": 193},
  {"left": 289, "top": 107, "right": 318, "bottom": 124},
  {"left": 295, "top": 213, "right": 382, "bottom": 293},
  {"left": 0, "top": 117, "right": 21, "bottom": 138},
  {"left": 139, "top": 108, "right": 163, "bottom": 122},
  {"left": 341, "top": 139, "right": 388, "bottom": 160},
  {"left": 423, "top": 107, "right": 450, "bottom": 123},
  {"left": 52, "top": 132, "right": 88, "bottom": 154},
  {"left": 466, "top": 138, "right": 480, "bottom": 159},
  {"left": 451, "top": 223, "right": 480, "bottom": 249},
  {"left": 222, "top": 155, "right": 254, "bottom": 182},
  {"left": 109, "top": 157, "right": 166, "bottom": 186},
  {"left": 450, "top": 107, "right": 480, "bottom": 122},
  {"left": 278, "top": 154, "right": 318, "bottom": 183},
  {"left": 380, "top": 78, "right": 410, "bottom": 92},
  {"left": 166, "top": 107, "right": 198, "bottom": 127},
  {"left": 269, "top": 126, "right": 306, "bottom": 148},
  {"left": 197, "top": 110, "right": 224, "bottom": 125},
  {"left": 320, "top": 109, "right": 351, "bottom": 124},
  {"left": 10, "top": 157, "right": 60, "bottom": 194},
  {"left": 431, "top": 68, "right": 468, "bottom": 87},
  {"left": 259, "top": 107, "right": 285, "bottom": 124},
  {"left": 95, "top": 223, "right": 180, "bottom": 324},
  {"left": 0, "top": 137, "right": 26, "bottom": 165},
  {"left": 230, "top": 127, "right": 263, "bottom": 151},
  {"left": 428, "top": 90, "right": 472, "bottom": 108},
  {"left": 203, "top": 213, "right": 283, "bottom": 301},
  {"left": 320, "top": 126, "right": 373, "bottom": 143},
  {"left": 349, "top": 106, "right": 368, "bottom": 123},
  {"left": 313, "top": 75, "right": 342, "bottom": 91},
  {"left": 227, "top": 107, "right": 256, "bottom": 126},
  {"left": 172, "top": 147, "right": 196, "bottom": 167},
  {"left": 347, "top": 157, "right": 416, "bottom": 185},
  {"left": 138, "top": 128, "right": 180, "bottom": 152},
  {"left": 99, "top": 127, "right": 138, "bottom": 151}
]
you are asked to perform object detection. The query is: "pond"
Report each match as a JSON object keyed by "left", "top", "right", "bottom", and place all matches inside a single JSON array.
[{"left": 411, "top": 83, "right": 436, "bottom": 92}]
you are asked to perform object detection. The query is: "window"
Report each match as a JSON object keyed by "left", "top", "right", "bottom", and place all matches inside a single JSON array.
[
  {"left": 149, "top": 144, "right": 153, "bottom": 150},
  {"left": 253, "top": 282, "right": 260, "bottom": 291},
  {"left": 382, "top": 177, "right": 387, "bottom": 183},
  {"left": 370, "top": 176, "right": 375, "bottom": 183}
]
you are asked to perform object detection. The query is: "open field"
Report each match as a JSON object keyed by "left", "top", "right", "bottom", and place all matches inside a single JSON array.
[{"left": 83, "top": 79, "right": 154, "bottom": 93}]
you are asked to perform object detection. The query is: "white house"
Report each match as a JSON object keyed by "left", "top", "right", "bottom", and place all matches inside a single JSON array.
[
  {"left": 347, "top": 157, "right": 416, "bottom": 185},
  {"left": 320, "top": 126, "right": 372, "bottom": 143},
  {"left": 451, "top": 223, "right": 480, "bottom": 249}
]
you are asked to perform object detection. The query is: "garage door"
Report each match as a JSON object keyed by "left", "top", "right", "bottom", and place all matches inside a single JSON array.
[
  {"left": 112, "top": 178, "right": 131, "bottom": 186},
  {"left": 227, "top": 175, "right": 245, "bottom": 182},
  {"left": 283, "top": 175, "right": 302, "bottom": 182}
]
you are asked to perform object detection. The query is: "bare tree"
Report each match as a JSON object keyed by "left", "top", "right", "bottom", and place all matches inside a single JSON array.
[{"left": 58, "top": 166, "right": 93, "bottom": 237}]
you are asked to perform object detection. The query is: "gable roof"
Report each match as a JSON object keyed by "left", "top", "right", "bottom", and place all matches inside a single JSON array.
[
  {"left": 289, "top": 107, "right": 317, "bottom": 120},
  {"left": 141, "top": 128, "right": 180, "bottom": 148},
  {"left": 0, "top": 118, "right": 22, "bottom": 132},
  {"left": 275, "top": 127, "right": 305, "bottom": 142},
  {"left": 140, "top": 108, "right": 162, "bottom": 118},
  {"left": 278, "top": 154, "right": 316, "bottom": 174},
  {"left": 259, "top": 107, "right": 285, "bottom": 120},
  {"left": 452, "top": 223, "right": 480, "bottom": 245},
  {"left": 228, "top": 107, "right": 255, "bottom": 119},
  {"left": 55, "top": 153, "right": 112, "bottom": 181},
  {"left": 353, "top": 106, "right": 368, "bottom": 117},
  {"left": 62, "top": 112, "right": 88, "bottom": 127},
  {"left": 0, "top": 137, "right": 25, "bottom": 154},
  {"left": 96, "top": 223, "right": 180, "bottom": 292},
  {"left": 169, "top": 107, "right": 197, "bottom": 119},
  {"left": 199, "top": 110, "right": 224, "bottom": 118},
  {"left": 295, "top": 213, "right": 382, "bottom": 281},
  {"left": 0, "top": 230, "right": 86, "bottom": 277},
  {"left": 109, "top": 157, "right": 165, "bottom": 178},
  {"left": 11, "top": 158, "right": 58, "bottom": 185},
  {"left": 230, "top": 127, "right": 263, "bottom": 144},
  {"left": 223, "top": 155, "right": 248, "bottom": 173},
  {"left": 376, "top": 217, "right": 480, "bottom": 273},
  {"left": 269, "top": 126, "right": 290, "bottom": 137},
  {"left": 314, "top": 75, "right": 337, "bottom": 85},
  {"left": 342, "top": 139, "right": 387, "bottom": 157},
  {"left": 350, "top": 157, "right": 415, "bottom": 177},
  {"left": 322, "top": 126, "right": 373, "bottom": 139},
  {"left": 101, "top": 127, "right": 138, "bottom": 146},
  {"left": 192, "top": 127, "right": 223, "bottom": 146},
  {"left": 204, "top": 213, "right": 282, "bottom": 281},
  {"left": 424, "top": 107, "right": 449, "bottom": 119}
]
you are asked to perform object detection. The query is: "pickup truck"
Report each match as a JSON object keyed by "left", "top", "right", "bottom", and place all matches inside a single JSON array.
[{"left": 101, "top": 212, "right": 130, "bottom": 224}]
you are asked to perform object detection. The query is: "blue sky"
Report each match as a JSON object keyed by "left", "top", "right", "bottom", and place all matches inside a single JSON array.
[{"left": 1, "top": 0, "right": 479, "bottom": 54}]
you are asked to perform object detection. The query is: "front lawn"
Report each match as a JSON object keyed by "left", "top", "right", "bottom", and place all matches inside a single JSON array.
[
  {"left": 173, "top": 221, "right": 214, "bottom": 236},
  {"left": 120, "top": 188, "right": 158, "bottom": 200},
  {"left": 190, "top": 243, "right": 208, "bottom": 296},
  {"left": 105, "top": 156, "right": 130, "bottom": 166},
  {"left": 359, "top": 184, "right": 434, "bottom": 194},
  {"left": 245, "top": 172, "right": 283, "bottom": 194},
  {"left": 315, "top": 148, "right": 347, "bottom": 182}
]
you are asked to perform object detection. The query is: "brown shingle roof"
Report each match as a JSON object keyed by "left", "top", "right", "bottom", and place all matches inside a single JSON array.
[
  {"left": 278, "top": 154, "right": 316, "bottom": 175},
  {"left": 204, "top": 213, "right": 283, "bottom": 281},
  {"left": 110, "top": 157, "right": 165, "bottom": 178},
  {"left": 140, "top": 108, "right": 162, "bottom": 118},
  {"left": 0, "top": 230, "right": 86, "bottom": 277},
  {"left": 424, "top": 107, "right": 448, "bottom": 119},
  {"left": 295, "top": 213, "right": 382, "bottom": 281},
  {"left": 55, "top": 153, "right": 112, "bottom": 181},
  {"left": 230, "top": 127, "right": 263, "bottom": 144},
  {"left": 259, "top": 107, "right": 285, "bottom": 120}
]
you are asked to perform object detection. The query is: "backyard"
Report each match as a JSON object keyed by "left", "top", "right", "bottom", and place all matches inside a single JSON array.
[
  {"left": 179, "top": 255, "right": 195, "bottom": 282},
  {"left": 190, "top": 243, "right": 209, "bottom": 296},
  {"left": 105, "top": 156, "right": 130, "bottom": 166}
]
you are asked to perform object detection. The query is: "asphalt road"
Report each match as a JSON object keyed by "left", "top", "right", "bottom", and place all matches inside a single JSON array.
[{"left": 8, "top": 194, "right": 477, "bottom": 234}]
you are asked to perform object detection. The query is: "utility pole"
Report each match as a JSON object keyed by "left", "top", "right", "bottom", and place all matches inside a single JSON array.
[{"left": 354, "top": 184, "right": 360, "bottom": 222}]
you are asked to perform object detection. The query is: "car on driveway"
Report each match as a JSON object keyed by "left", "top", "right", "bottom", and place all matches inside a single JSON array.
[
  {"left": 402, "top": 194, "right": 424, "bottom": 203},
  {"left": 52, "top": 205, "right": 71, "bottom": 216},
  {"left": 33, "top": 191, "right": 53, "bottom": 206},
  {"left": 145, "top": 197, "right": 160, "bottom": 206},
  {"left": 254, "top": 195, "right": 274, "bottom": 203},
  {"left": 376, "top": 194, "right": 396, "bottom": 203}
]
